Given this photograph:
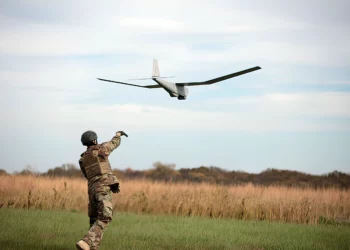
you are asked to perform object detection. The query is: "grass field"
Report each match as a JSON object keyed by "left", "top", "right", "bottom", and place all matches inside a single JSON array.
[
  {"left": 1, "top": 175, "right": 349, "bottom": 224},
  {"left": 1, "top": 208, "right": 349, "bottom": 250}
]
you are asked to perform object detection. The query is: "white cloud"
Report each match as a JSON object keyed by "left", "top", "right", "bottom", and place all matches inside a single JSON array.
[
  {"left": 330, "top": 80, "right": 350, "bottom": 85},
  {"left": 4, "top": 92, "right": 349, "bottom": 133},
  {"left": 1, "top": 0, "right": 350, "bottom": 133},
  {"left": 119, "top": 18, "right": 185, "bottom": 31},
  {"left": 213, "top": 92, "right": 350, "bottom": 118},
  {"left": 1, "top": 1, "right": 348, "bottom": 67}
]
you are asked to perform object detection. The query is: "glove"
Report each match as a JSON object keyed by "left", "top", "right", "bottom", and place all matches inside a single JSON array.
[
  {"left": 110, "top": 183, "right": 120, "bottom": 193},
  {"left": 117, "top": 131, "right": 128, "bottom": 137}
]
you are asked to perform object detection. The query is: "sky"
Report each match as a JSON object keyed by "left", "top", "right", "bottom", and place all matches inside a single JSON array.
[{"left": 1, "top": 0, "right": 350, "bottom": 174}]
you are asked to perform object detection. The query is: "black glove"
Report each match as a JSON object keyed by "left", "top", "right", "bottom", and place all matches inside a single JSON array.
[
  {"left": 117, "top": 131, "right": 128, "bottom": 137},
  {"left": 110, "top": 183, "right": 120, "bottom": 193}
]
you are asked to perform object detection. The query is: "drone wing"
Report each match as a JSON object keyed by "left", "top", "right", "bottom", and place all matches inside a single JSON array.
[
  {"left": 176, "top": 66, "right": 261, "bottom": 86},
  {"left": 97, "top": 78, "right": 162, "bottom": 89}
]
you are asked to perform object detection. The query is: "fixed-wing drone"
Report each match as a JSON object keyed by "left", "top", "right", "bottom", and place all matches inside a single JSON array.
[{"left": 98, "top": 59, "right": 261, "bottom": 100}]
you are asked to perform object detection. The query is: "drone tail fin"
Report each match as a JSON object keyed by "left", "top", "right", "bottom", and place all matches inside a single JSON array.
[{"left": 152, "top": 59, "right": 160, "bottom": 78}]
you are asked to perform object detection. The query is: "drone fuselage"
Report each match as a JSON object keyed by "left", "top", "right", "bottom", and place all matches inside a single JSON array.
[{"left": 153, "top": 78, "right": 188, "bottom": 100}]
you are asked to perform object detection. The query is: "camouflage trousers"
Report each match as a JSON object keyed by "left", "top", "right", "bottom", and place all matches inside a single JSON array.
[{"left": 82, "top": 183, "right": 113, "bottom": 250}]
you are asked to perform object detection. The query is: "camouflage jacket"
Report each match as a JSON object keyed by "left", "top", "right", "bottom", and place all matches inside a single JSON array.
[{"left": 79, "top": 134, "right": 121, "bottom": 187}]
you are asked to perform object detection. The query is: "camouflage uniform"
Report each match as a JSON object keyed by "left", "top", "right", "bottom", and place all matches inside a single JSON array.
[{"left": 79, "top": 134, "right": 121, "bottom": 250}]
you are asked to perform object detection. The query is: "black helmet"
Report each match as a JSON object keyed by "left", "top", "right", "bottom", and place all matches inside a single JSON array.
[{"left": 81, "top": 130, "right": 98, "bottom": 146}]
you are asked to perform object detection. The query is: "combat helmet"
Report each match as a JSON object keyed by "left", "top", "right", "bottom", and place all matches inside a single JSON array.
[{"left": 81, "top": 130, "right": 98, "bottom": 146}]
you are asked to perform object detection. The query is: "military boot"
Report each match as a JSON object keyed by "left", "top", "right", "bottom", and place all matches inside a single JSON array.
[{"left": 76, "top": 240, "right": 90, "bottom": 250}]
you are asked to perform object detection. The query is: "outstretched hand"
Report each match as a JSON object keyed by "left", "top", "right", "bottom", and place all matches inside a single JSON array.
[
  {"left": 110, "top": 183, "right": 120, "bottom": 193},
  {"left": 116, "top": 131, "right": 128, "bottom": 137}
]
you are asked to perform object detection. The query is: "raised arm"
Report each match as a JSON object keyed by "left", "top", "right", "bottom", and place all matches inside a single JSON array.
[{"left": 101, "top": 133, "right": 121, "bottom": 155}]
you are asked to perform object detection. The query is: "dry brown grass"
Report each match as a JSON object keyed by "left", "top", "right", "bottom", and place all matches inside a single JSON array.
[{"left": 1, "top": 175, "right": 349, "bottom": 224}]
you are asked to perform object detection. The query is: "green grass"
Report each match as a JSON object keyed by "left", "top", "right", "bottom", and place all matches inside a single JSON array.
[{"left": 1, "top": 208, "right": 349, "bottom": 250}]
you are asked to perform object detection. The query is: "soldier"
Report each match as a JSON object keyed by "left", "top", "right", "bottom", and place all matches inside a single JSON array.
[{"left": 76, "top": 130, "right": 128, "bottom": 250}]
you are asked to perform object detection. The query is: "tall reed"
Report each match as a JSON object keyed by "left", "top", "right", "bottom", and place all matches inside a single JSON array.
[{"left": 1, "top": 175, "right": 349, "bottom": 224}]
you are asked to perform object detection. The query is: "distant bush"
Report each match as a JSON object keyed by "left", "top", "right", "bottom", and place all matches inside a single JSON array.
[
  {"left": 44, "top": 164, "right": 84, "bottom": 178},
  {"left": 18, "top": 165, "right": 39, "bottom": 176},
  {"left": 0, "top": 169, "right": 7, "bottom": 176},
  {"left": 120, "top": 164, "right": 350, "bottom": 189},
  {"left": 10, "top": 162, "right": 350, "bottom": 189}
]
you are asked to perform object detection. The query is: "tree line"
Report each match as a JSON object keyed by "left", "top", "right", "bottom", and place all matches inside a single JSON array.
[{"left": 1, "top": 162, "right": 349, "bottom": 189}]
